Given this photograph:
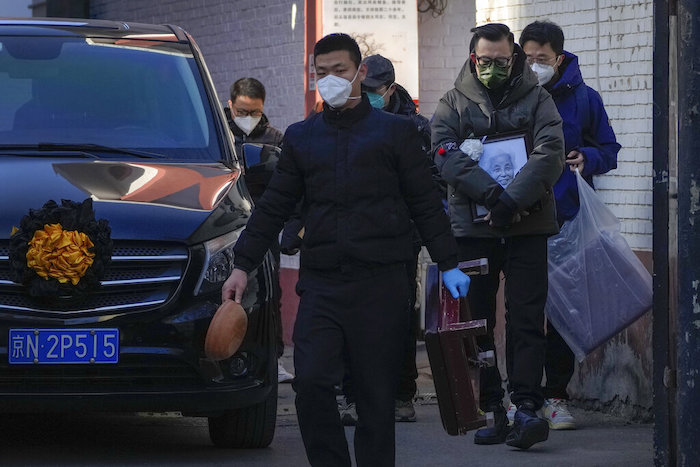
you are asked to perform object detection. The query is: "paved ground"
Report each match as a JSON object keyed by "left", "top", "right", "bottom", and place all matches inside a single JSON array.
[
  {"left": 276, "top": 343, "right": 654, "bottom": 467},
  {"left": 0, "top": 343, "right": 653, "bottom": 466}
]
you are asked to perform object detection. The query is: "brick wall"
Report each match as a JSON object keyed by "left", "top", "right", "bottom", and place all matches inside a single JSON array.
[
  {"left": 417, "top": 1, "right": 476, "bottom": 118},
  {"left": 472, "top": 0, "right": 653, "bottom": 251},
  {"left": 90, "top": 0, "right": 306, "bottom": 131}
]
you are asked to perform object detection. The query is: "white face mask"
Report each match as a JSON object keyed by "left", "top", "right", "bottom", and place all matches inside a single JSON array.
[
  {"left": 530, "top": 62, "right": 555, "bottom": 86},
  {"left": 234, "top": 115, "right": 262, "bottom": 136},
  {"left": 316, "top": 66, "right": 361, "bottom": 108}
]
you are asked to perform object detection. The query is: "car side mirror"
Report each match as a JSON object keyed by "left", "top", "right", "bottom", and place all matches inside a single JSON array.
[{"left": 242, "top": 143, "right": 280, "bottom": 174}]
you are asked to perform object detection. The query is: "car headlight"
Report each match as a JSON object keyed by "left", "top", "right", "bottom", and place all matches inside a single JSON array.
[{"left": 194, "top": 228, "right": 243, "bottom": 296}]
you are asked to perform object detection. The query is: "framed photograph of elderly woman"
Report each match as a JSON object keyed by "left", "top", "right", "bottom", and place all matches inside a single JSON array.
[{"left": 472, "top": 131, "right": 532, "bottom": 222}]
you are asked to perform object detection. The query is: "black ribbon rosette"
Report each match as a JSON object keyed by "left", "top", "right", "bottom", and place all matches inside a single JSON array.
[{"left": 9, "top": 199, "right": 113, "bottom": 298}]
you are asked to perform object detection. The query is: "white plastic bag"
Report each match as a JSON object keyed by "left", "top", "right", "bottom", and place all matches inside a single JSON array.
[{"left": 545, "top": 170, "right": 652, "bottom": 361}]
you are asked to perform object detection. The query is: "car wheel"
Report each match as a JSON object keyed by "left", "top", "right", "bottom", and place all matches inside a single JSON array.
[{"left": 208, "top": 381, "right": 278, "bottom": 448}]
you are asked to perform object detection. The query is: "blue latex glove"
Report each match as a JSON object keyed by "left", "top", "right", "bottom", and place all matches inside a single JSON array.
[{"left": 442, "top": 268, "right": 470, "bottom": 299}]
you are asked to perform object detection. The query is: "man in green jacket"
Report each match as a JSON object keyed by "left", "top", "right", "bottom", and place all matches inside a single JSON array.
[{"left": 431, "top": 23, "right": 565, "bottom": 450}]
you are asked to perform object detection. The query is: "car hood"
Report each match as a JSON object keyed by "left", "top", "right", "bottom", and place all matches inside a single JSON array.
[{"left": 1, "top": 158, "right": 242, "bottom": 242}]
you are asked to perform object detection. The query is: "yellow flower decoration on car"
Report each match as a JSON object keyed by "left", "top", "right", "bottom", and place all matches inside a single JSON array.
[{"left": 26, "top": 223, "right": 95, "bottom": 285}]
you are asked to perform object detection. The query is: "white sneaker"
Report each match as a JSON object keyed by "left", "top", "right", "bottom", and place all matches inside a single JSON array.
[
  {"left": 277, "top": 360, "right": 294, "bottom": 383},
  {"left": 506, "top": 402, "right": 516, "bottom": 425},
  {"left": 543, "top": 398, "right": 576, "bottom": 430}
]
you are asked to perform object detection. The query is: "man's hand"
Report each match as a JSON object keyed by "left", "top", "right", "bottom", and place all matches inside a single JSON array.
[
  {"left": 222, "top": 268, "right": 248, "bottom": 303},
  {"left": 484, "top": 211, "right": 523, "bottom": 227},
  {"left": 566, "top": 150, "right": 585, "bottom": 173},
  {"left": 442, "top": 268, "right": 470, "bottom": 298}
]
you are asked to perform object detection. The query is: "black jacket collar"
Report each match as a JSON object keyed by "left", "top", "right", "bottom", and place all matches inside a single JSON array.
[
  {"left": 322, "top": 94, "right": 372, "bottom": 129},
  {"left": 386, "top": 84, "right": 417, "bottom": 116}
]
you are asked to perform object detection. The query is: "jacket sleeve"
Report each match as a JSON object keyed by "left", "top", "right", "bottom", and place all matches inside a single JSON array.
[
  {"left": 270, "top": 127, "right": 285, "bottom": 149},
  {"left": 431, "top": 96, "right": 505, "bottom": 209},
  {"left": 233, "top": 127, "right": 305, "bottom": 273},
  {"left": 580, "top": 87, "right": 620, "bottom": 178},
  {"left": 414, "top": 113, "right": 447, "bottom": 198},
  {"left": 502, "top": 89, "right": 565, "bottom": 210},
  {"left": 398, "top": 119, "right": 458, "bottom": 271}
]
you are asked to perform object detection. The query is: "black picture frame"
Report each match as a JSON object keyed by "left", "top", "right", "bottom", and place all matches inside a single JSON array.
[{"left": 471, "top": 130, "right": 533, "bottom": 223}]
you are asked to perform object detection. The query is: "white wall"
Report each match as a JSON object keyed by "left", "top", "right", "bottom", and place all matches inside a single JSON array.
[{"left": 472, "top": 0, "right": 654, "bottom": 250}]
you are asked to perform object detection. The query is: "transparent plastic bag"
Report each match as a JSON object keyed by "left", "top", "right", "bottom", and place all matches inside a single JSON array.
[{"left": 545, "top": 170, "right": 652, "bottom": 361}]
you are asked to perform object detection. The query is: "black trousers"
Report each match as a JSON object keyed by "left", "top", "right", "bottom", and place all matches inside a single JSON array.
[
  {"left": 456, "top": 235, "right": 547, "bottom": 411},
  {"left": 293, "top": 266, "right": 409, "bottom": 467},
  {"left": 269, "top": 241, "right": 285, "bottom": 359},
  {"left": 343, "top": 252, "right": 419, "bottom": 404},
  {"left": 544, "top": 218, "right": 575, "bottom": 399},
  {"left": 396, "top": 252, "right": 419, "bottom": 402},
  {"left": 544, "top": 322, "right": 575, "bottom": 399}
]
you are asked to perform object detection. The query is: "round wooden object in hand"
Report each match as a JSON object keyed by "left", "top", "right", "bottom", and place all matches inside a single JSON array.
[{"left": 204, "top": 300, "right": 248, "bottom": 361}]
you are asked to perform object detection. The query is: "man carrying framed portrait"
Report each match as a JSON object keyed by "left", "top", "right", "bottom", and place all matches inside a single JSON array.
[
  {"left": 471, "top": 132, "right": 532, "bottom": 221},
  {"left": 431, "top": 23, "right": 565, "bottom": 450}
]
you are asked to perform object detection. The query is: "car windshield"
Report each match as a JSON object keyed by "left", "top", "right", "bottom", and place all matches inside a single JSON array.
[{"left": 0, "top": 34, "right": 223, "bottom": 161}]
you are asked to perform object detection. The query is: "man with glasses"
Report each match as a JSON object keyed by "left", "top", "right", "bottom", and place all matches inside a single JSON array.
[
  {"left": 431, "top": 22, "right": 565, "bottom": 449},
  {"left": 518, "top": 20, "right": 620, "bottom": 431},
  {"left": 225, "top": 77, "right": 284, "bottom": 170},
  {"left": 224, "top": 77, "right": 293, "bottom": 383}
]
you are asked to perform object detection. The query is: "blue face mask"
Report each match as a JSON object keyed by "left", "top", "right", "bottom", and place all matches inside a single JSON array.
[
  {"left": 366, "top": 84, "right": 392, "bottom": 109},
  {"left": 367, "top": 92, "right": 385, "bottom": 108}
]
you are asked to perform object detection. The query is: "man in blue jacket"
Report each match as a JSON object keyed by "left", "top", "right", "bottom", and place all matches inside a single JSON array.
[
  {"left": 221, "top": 33, "right": 469, "bottom": 467},
  {"left": 519, "top": 20, "right": 621, "bottom": 430}
]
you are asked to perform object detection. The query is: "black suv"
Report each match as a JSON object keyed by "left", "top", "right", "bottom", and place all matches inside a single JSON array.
[{"left": 0, "top": 18, "right": 278, "bottom": 448}]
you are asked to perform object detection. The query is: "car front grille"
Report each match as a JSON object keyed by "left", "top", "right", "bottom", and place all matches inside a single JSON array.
[{"left": 0, "top": 241, "right": 189, "bottom": 315}]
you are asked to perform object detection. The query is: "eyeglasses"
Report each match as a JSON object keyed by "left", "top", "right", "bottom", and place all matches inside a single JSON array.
[
  {"left": 232, "top": 108, "right": 263, "bottom": 118},
  {"left": 526, "top": 55, "right": 559, "bottom": 66},
  {"left": 475, "top": 54, "right": 514, "bottom": 68}
]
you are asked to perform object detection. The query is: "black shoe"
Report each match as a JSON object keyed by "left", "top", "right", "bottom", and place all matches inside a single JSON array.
[
  {"left": 474, "top": 406, "right": 510, "bottom": 445},
  {"left": 505, "top": 401, "right": 549, "bottom": 449}
]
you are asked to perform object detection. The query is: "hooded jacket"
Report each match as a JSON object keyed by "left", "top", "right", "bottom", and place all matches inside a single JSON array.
[
  {"left": 233, "top": 95, "right": 458, "bottom": 276},
  {"left": 546, "top": 51, "right": 620, "bottom": 223},
  {"left": 431, "top": 44, "right": 565, "bottom": 238}
]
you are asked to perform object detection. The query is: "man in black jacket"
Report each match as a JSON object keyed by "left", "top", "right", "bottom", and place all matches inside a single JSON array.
[
  {"left": 224, "top": 77, "right": 284, "bottom": 172},
  {"left": 222, "top": 33, "right": 469, "bottom": 467},
  {"left": 337, "top": 54, "right": 437, "bottom": 425}
]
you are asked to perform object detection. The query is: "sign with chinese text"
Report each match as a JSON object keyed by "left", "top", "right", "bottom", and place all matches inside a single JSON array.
[{"left": 322, "top": 0, "right": 419, "bottom": 101}]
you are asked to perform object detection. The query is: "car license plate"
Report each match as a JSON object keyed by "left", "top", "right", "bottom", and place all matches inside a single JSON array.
[{"left": 8, "top": 329, "right": 119, "bottom": 364}]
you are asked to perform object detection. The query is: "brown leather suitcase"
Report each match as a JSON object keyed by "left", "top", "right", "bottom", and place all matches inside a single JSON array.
[{"left": 424, "top": 258, "right": 495, "bottom": 436}]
